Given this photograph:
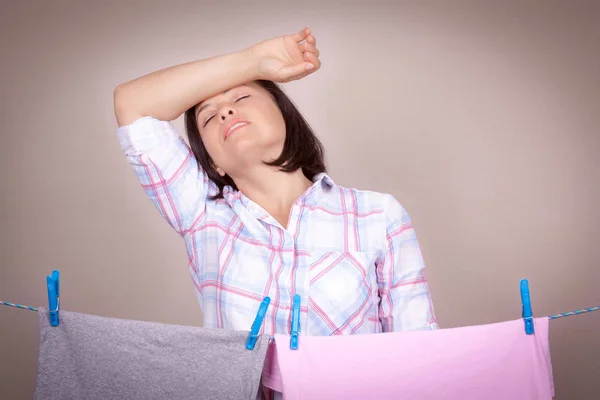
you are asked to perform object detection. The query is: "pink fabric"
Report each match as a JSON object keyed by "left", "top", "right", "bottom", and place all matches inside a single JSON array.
[
  {"left": 267, "top": 318, "right": 554, "bottom": 400},
  {"left": 262, "top": 341, "right": 283, "bottom": 393}
]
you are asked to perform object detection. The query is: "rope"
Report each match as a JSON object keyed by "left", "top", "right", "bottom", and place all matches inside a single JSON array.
[
  {"left": 1, "top": 301, "right": 38, "bottom": 312},
  {"left": 3, "top": 300, "right": 599, "bottom": 320},
  {"left": 548, "top": 306, "right": 600, "bottom": 319}
]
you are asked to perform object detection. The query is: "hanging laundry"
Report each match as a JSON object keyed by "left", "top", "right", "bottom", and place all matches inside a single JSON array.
[
  {"left": 34, "top": 308, "right": 270, "bottom": 400},
  {"left": 266, "top": 317, "right": 554, "bottom": 400}
]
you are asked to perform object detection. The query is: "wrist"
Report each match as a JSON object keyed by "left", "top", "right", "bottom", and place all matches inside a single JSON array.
[{"left": 237, "top": 47, "right": 263, "bottom": 81}]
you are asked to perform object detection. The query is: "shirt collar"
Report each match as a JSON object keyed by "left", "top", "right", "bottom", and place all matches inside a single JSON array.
[
  {"left": 312, "top": 172, "right": 335, "bottom": 190},
  {"left": 223, "top": 172, "right": 336, "bottom": 220}
]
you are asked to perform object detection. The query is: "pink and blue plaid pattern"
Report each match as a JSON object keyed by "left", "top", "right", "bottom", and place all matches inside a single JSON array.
[{"left": 117, "top": 116, "right": 438, "bottom": 336}]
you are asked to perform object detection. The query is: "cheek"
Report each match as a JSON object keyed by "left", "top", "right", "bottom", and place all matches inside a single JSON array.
[
  {"left": 260, "top": 106, "right": 286, "bottom": 141},
  {"left": 199, "top": 129, "right": 222, "bottom": 159}
]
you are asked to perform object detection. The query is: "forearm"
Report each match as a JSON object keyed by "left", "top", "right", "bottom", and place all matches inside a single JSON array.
[{"left": 113, "top": 49, "right": 259, "bottom": 126}]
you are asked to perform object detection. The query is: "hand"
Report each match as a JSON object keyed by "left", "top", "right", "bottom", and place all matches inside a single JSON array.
[{"left": 247, "top": 27, "right": 321, "bottom": 83}]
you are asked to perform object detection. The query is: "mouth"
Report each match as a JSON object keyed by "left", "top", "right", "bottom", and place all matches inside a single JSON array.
[{"left": 224, "top": 120, "right": 250, "bottom": 139}]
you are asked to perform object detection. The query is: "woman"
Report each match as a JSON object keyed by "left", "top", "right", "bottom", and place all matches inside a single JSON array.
[{"left": 114, "top": 27, "right": 437, "bottom": 397}]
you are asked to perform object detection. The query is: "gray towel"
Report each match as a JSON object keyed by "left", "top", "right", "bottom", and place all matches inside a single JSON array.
[{"left": 34, "top": 308, "right": 270, "bottom": 400}]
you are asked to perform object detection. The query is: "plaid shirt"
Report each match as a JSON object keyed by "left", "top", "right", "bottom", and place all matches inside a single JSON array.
[{"left": 116, "top": 116, "right": 438, "bottom": 337}]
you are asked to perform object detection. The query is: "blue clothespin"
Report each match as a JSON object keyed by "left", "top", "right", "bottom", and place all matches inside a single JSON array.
[
  {"left": 246, "top": 297, "right": 270, "bottom": 350},
  {"left": 520, "top": 278, "right": 534, "bottom": 335},
  {"left": 46, "top": 270, "right": 60, "bottom": 327},
  {"left": 290, "top": 294, "right": 301, "bottom": 350}
]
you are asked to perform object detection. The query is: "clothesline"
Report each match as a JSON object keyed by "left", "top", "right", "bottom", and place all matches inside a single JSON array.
[
  {"left": 548, "top": 306, "right": 600, "bottom": 319},
  {"left": 2, "top": 301, "right": 39, "bottom": 311},
  {"left": 2, "top": 299, "right": 599, "bottom": 320}
]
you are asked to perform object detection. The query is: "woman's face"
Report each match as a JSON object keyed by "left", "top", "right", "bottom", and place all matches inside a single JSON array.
[{"left": 194, "top": 82, "right": 286, "bottom": 177}]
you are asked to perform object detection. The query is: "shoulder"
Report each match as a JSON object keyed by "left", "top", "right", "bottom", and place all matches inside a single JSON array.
[
  {"left": 336, "top": 186, "right": 417, "bottom": 254},
  {"left": 331, "top": 184, "right": 409, "bottom": 222},
  {"left": 314, "top": 174, "right": 412, "bottom": 222}
]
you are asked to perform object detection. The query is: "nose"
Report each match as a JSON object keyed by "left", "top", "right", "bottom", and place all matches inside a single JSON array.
[{"left": 220, "top": 108, "right": 234, "bottom": 121}]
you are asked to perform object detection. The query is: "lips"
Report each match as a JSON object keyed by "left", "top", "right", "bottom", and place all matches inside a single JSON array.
[{"left": 224, "top": 119, "right": 250, "bottom": 139}]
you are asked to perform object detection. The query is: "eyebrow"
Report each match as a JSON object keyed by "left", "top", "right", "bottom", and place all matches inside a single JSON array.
[{"left": 196, "top": 85, "right": 247, "bottom": 118}]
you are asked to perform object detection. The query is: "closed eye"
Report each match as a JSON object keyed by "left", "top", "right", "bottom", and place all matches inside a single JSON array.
[
  {"left": 203, "top": 95, "right": 250, "bottom": 127},
  {"left": 203, "top": 115, "right": 214, "bottom": 127}
]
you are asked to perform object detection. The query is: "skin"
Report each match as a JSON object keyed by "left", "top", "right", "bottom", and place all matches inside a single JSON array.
[
  {"left": 114, "top": 27, "right": 321, "bottom": 227},
  {"left": 194, "top": 82, "right": 285, "bottom": 179},
  {"left": 195, "top": 82, "right": 313, "bottom": 228}
]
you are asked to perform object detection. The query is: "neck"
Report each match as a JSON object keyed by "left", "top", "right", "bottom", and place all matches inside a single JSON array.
[{"left": 231, "top": 166, "right": 313, "bottom": 227}]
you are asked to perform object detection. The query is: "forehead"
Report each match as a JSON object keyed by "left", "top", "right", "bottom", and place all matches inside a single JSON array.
[{"left": 195, "top": 83, "right": 259, "bottom": 113}]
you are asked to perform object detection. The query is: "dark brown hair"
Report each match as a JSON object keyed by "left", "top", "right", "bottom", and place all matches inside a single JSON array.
[{"left": 184, "top": 79, "right": 327, "bottom": 200}]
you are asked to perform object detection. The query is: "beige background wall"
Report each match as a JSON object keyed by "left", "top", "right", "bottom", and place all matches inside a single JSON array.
[{"left": 1, "top": 0, "right": 598, "bottom": 398}]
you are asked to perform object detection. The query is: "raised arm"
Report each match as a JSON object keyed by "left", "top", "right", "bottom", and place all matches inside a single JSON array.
[
  {"left": 113, "top": 27, "right": 320, "bottom": 126},
  {"left": 114, "top": 50, "right": 258, "bottom": 126},
  {"left": 112, "top": 28, "right": 321, "bottom": 235}
]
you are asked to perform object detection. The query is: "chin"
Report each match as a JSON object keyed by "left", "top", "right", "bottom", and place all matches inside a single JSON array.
[{"left": 230, "top": 143, "right": 283, "bottom": 168}]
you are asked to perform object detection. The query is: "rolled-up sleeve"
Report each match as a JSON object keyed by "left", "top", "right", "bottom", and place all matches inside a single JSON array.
[
  {"left": 117, "top": 116, "right": 209, "bottom": 235},
  {"left": 375, "top": 194, "right": 438, "bottom": 332}
]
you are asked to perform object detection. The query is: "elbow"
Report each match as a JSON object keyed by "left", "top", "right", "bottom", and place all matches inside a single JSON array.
[
  {"left": 113, "top": 84, "right": 127, "bottom": 107},
  {"left": 113, "top": 85, "right": 127, "bottom": 126},
  {"left": 113, "top": 85, "right": 141, "bottom": 127}
]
